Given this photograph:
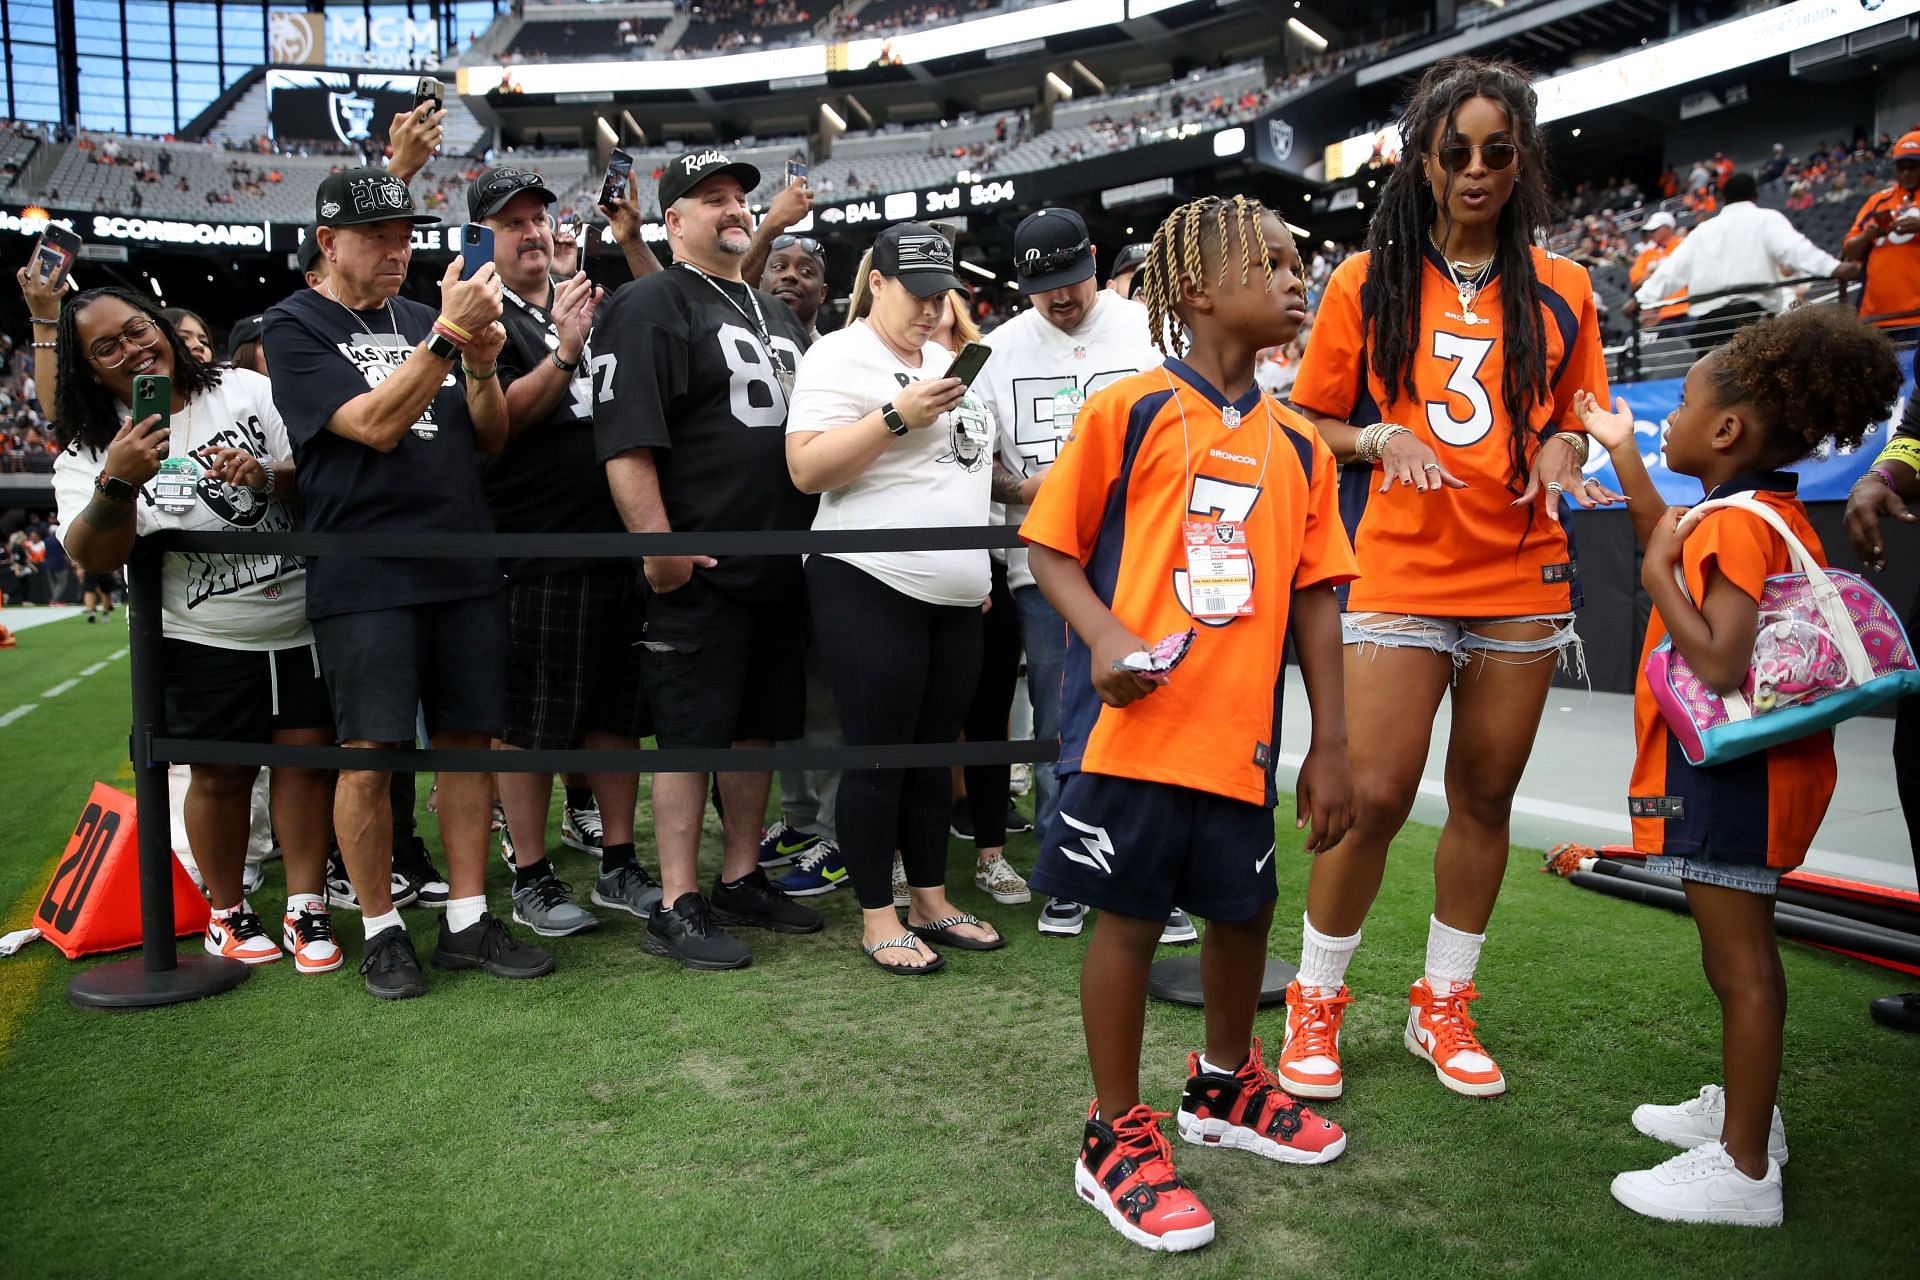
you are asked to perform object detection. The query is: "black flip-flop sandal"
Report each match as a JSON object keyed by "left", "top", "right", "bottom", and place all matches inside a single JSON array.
[
  {"left": 863, "top": 932, "right": 945, "bottom": 975},
  {"left": 908, "top": 912, "right": 1005, "bottom": 952}
]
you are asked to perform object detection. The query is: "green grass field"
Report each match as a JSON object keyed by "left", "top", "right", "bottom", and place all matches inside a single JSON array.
[{"left": 0, "top": 612, "right": 1914, "bottom": 1279}]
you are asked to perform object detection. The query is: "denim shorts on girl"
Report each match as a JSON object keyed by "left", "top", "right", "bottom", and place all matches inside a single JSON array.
[
  {"left": 1644, "top": 854, "right": 1784, "bottom": 896},
  {"left": 1341, "top": 611, "right": 1585, "bottom": 679}
]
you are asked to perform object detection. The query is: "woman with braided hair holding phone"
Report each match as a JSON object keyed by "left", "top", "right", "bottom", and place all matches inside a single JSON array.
[{"left": 1275, "top": 56, "right": 1618, "bottom": 1103}]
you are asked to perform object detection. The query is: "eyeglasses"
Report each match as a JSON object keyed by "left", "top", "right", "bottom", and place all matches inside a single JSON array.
[
  {"left": 86, "top": 318, "right": 162, "bottom": 369},
  {"left": 1015, "top": 238, "right": 1090, "bottom": 278},
  {"left": 771, "top": 233, "right": 825, "bottom": 258},
  {"left": 1427, "top": 141, "right": 1519, "bottom": 173}
]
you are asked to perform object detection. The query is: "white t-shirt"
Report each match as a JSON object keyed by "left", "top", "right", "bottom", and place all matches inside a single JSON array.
[
  {"left": 978, "top": 292, "right": 1164, "bottom": 588},
  {"left": 787, "top": 319, "right": 995, "bottom": 607},
  {"left": 52, "top": 368, "right": 311, "bottom": 651}
]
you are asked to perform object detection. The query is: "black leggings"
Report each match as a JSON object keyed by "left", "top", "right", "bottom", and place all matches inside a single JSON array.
[
  {"left": 807, "top": 554, "right": 983, "bottom": 910},
  {"left": 962, "top": 560, "right": 1020, "bottom": 849}
]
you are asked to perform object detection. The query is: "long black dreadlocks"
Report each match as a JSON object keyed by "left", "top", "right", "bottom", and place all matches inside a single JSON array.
[{"left": 1360, "top": 56, "right": 1554, "bottom": 495}]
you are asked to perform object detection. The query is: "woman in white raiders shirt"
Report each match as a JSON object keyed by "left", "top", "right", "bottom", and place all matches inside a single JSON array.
[
  {"left": 47, "top": 289, "right": 343, "bottom": 977},
  {"left": 786, "top": 223, "right": 1005, "bottom": 975}
]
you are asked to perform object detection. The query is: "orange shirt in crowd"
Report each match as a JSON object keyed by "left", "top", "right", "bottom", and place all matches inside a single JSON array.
[
  {"left": 1629, "top": 480, "right": 1835, "bottom": 867},
  {"left": 1020, "top": 362, "right": 1358, "bottom": 807},
  {"left": 1630, "top": 233, "right": 1688, "bottom": 323},
  {"left": 1849, "top": 185, "right": 1920, "bottom": 327},
  {"left": 1290, "top": 245, "right": 1610, "bottom": 618}
]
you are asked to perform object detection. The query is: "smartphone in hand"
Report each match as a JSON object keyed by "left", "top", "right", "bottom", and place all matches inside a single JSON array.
[
  {"left": 461, "top": 224, "right": 495, "bottom": 280},
  {"left": 131, "top": 372, "right": 171, "bottom": 461},
  {"left": 787, "top": 159, "right": 808, "bottom": 187},
  {"left": 943, "top": 341, "right": 991, "bottom": 389},
  {"left": 600, "top": 149, "right": 634, "bottom": 210},
  {"left": 414, "top": 77, "right": 444, "bottom": 113},
  {"left": 31, "top": 226, "right": 82, "bottom": 290}
]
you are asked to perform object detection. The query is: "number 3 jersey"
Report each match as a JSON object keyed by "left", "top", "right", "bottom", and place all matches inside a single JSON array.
[
  {"left": 1290, "top": 244, "right": 1609, "bottom": 618},
  {"left": 1020, "top": 361, "right": 1358, "bottom": 808},
  {"left": 592, "top": 266, "right": 817, "bottom": 599}
]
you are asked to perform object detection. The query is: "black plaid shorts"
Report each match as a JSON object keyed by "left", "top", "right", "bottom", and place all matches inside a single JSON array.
[{"left": 503, "top": 568, "right": 650, "bottom": 750}]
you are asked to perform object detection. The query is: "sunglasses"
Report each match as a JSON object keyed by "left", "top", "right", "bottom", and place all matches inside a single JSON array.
[
  {"left": 1428, "top": 141, "right": 1519, "bottom": 173},
  {"left": 482, "top": 170, "right": 550, "bottom": 197},
  {"left": 1016, "top": 239, "right": 1091, "bottom": 278},
  {"left": 771, "top": 233, "right": 825, "bottom": 258}
]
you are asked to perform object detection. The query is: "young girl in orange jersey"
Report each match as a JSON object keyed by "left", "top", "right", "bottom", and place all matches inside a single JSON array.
[
  {"left": 1278, "top": 56, "right": 1620, "bottom": 1102},
  {"left": 1022, "top": 196, "right": 1355, "bottom": 1252},
  {"left": 1577, "top": 308, "right": 1899, "bottom": 1226}
]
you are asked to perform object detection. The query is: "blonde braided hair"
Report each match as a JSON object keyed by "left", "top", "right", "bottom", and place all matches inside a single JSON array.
[{"left": 1138, "top": 195, "right": 1276, "bottom": 356}]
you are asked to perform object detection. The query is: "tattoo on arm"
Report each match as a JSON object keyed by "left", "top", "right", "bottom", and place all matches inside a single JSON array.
[
  {"left": 80, "top": 496, "right": 134, "bottom": 531},
  {"left": 990, "top": 459, "right": 1027, "bottom": 506}
]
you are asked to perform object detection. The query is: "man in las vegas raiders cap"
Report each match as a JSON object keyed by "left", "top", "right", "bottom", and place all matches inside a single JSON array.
[{"left": 596, "top": 148, "right": 825, "bottom": 969}]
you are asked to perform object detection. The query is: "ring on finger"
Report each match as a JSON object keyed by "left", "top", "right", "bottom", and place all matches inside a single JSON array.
[
  {"left": 1421, "top": 462, "right": 1441, "bottom": 473},
  {"left": 1545, "top": 482, "right": 1565, "bottom": 496}
]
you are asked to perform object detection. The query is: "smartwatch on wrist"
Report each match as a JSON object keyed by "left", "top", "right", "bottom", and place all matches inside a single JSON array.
[
  {"left": 95, "top": 471, "right": 136, "bottom": 504},
  {"left": 882, "top": 402, "right": 909, "bottom": 437},
  {"left": 425, "top": 330, "right": 461, "bottom": 362}
]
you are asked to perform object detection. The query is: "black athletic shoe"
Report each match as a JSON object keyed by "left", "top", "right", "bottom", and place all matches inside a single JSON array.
[
  {"left": 431, "top": 912, "right": 556, "bottom": 979},
  {"left": 393, "top": 835, "right": 450, "bottom": 910},
  {"left": 949, "top": 799, "right": 974, "bottom": 841},
  {"left": 1005, "top": 805, "right": 1034, "bottom": 835},
  {"left": 1871, "top": 992, "right": 1920, "bottom": 1032},
  {"left": 709, "top": 868, "right": 826, "bottom": 934},
  {"left": 360, "top": 925, "right": 427, "bottom": 1000},
  {"left": 640, "top": 892, "right": 752, "bottom": 971}
]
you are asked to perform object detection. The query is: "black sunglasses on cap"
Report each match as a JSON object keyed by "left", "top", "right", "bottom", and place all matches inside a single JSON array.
[
  {"left": 1015, "top": 238, "right": 1091, "bottom": 278},
  {"left": 771, "top": 233, "right": 825, "bottom": 258},
  {"left": 482, "top": 170, "right": 550, "bottom": 197},
  {"left": 1428, "top": 141, "right": 1518, "bottom": 173}
]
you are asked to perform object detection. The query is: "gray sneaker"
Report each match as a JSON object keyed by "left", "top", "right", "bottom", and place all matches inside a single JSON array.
[
  {"left": 591, "top": 861, "right": 665, "bottom": 918},
  {"left": 1159, "top": 908, "right": 1198, "bottom": 945},
  {"left": 510, "top": 869, "right": 600, "bottom": 938}
]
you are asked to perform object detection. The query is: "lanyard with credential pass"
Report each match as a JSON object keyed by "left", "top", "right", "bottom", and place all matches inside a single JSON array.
[{"left": 1161, "top": 367, "right": 1272, "bottom": 619}]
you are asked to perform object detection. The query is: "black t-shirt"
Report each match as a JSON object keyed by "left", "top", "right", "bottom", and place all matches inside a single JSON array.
[
  {"left": 485, "top": 278, "right": 624, "bottom": 580},
  {"left": 593, "top": 265, "right": 816, "bottom": 599},
  {"left": 262, "top": 287, "right": 501, "bottom": 618}
]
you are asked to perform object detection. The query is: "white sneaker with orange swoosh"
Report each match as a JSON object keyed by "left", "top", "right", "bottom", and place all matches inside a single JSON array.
[{"left": 1404, "top": 977, "right": 1506, "bottom": 1097}]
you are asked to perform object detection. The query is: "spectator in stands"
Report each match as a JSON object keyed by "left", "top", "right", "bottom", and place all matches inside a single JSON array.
[
  {"left": 46, "top": 291, "right": 341, "bottom": 975},
  {"left": 1632, "top": 172, "right": 1859, "bottom": 351},
  {"left": 786, "top": 222, "right": 1004, "bottom": 973},
  {"left": 596, "top": 151, "right": 827, "bottom": 971},
  {"left": 1842, "top": 129, "right": 1920, "bottom": 338},
  {"left": 161, "top": 308, "right": 215, "bottom": 365},
  {"left": 974, "top": 209, "right": 1167, "bottom": 940},
  {"left": 1628, "top": 211, "right": 1687, "bottom": 328},
  {"left": 760, "top": 231, "right": 830, "bottom": 342},
  {"left": 1278, "top": 56, "right": 1617, "bottom": 1104},
  {"left": 469, "top": 164, "right": 657, "bottom": 937},
  {"left": 1761, "top": 143, "right": 1789, "bottom": 186},
  {"left": 1105, "top": 241, "right": 1149, "bottom": 298},
  {"left": 227, "top": 315, "right": 267, "bottom": 375},
  {"left": 263, "top": 166, "right": 552, "bottom": 1000}
]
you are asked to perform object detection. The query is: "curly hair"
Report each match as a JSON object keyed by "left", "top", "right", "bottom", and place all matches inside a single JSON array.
[
  {"left": 1360, "top": 55, "right": 1555, "bottom": 495},
  {"left": 52, "top": 288, "right": 222, "bottom": 455},
  {"left": 1137, "top": 194, "right": 1276, "bottom": 357},
  {"left": 1706, "top": 307, "right": 1900, "bottom": 463}
]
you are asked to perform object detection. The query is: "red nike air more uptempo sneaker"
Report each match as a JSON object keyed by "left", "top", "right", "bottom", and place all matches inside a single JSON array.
[
  {"left": 1176, "top": 1035, "right": 1347, "bottom": 1164},
  {"left": 1074, "top": 1101, "right": 1216, "bottom": 1252}
]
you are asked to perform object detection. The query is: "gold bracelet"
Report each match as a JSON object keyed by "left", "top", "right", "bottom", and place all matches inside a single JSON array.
[{"left": 1543, "top": 431, "right": 1589, "bottom": 465}]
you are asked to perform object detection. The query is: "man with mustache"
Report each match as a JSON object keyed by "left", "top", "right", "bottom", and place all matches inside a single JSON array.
[
  {"left": 597, "top": 151, "right": 826, "bottom": 969},
  {"left": 470, "top": 165, "right": 660, "bottom": 940},
  {"left": 973, "top": 208, "right": 1171, "bottom": 942}
]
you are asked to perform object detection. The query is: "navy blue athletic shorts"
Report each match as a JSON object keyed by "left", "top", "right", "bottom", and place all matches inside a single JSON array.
[{"left": 1029, "top": 771, "right": 1278, "bottom": 923}]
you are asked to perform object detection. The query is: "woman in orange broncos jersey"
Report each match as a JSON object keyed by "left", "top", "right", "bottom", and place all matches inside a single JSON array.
[{"left": 1276, "top": 57, "right": 1619, "bottom": 1102}]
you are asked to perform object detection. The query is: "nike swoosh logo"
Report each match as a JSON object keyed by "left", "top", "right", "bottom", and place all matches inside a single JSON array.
[
  {"left": 1254, "top": 847, "right": 1274, "bottom": 873},
  {"left": 776, "top": 839, "right": 815, "bottom": 854}
]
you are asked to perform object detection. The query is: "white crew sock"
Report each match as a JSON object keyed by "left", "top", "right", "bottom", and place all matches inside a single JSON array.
[
  {"left": 445, "top": 895, "right": 487, "bottom": 933},
  {"left": 1198, "top": 1052, "right": 1243, "bottom": 1077},
  {"left": 1297, "top": 913, "right": 1361, "bottom": 995},
  {"left": 1424, "top": 915, "right": 1486, "bottom": 992},
  {"left": 285, "top": 892, "right": 324, "bottom": 916},
  {"left": 362, "top": 908, "right": 404, "bottom": 940}
]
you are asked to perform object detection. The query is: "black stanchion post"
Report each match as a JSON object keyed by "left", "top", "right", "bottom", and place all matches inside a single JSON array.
[{"left": 68, "top": 540, "right": 250, "bottom": 1010}]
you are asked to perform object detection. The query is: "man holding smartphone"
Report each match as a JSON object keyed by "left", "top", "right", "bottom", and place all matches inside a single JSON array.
[
  {"left": 972, "top": 208, "right": 1173, "bottom": 942},
  {"left": 469, "top": 164, "right": 662, "bottom": 937},
  {"left": 263, "top": 167, "right": 552, "bottom": 1000},
  {"left": 1843, "top": 129, "right": 1920, "bottom": 342}
]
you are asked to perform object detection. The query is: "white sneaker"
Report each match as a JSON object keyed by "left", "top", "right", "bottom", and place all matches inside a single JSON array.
[
  {"left": 974, "top": 853, "right": 1031, "bottom": 904},
  {"left": 204, "top": 906, "right": 282, "bottom": 965},
  {"left": 1159, "top": 908, "right": 1198, "bottom": 945},
  {"left": 1038, "top": 897, "right": 1089, "bottom": 937},
  {"left": 891, "top": 855, "right": 910, "bottom": 909},
  {"left": 1633, "top": 1085, "right": 1787, "bottom": 1166},
  {"left": 1610, "top": 1143, "right": 1783, "bottom": 1227}
]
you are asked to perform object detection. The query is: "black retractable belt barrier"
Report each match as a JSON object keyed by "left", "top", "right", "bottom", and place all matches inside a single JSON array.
[{"left": 80, "top": 525, "right": 1058, "bottom": 1012}]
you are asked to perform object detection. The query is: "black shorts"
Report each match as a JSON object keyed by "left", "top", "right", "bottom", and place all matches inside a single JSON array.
[
  {"left": 503, "top": 568, "right": 649, "bottom": 749},
  {"left": 640, "top": 575, "right": 805, "bottom": 749},
  {"left": 311, "top": 592, "right": 508, "bottom": 743},
  {"left": 161, "top": 636, "right": 334, "bottom": 742},
  {"left": 1030, "top": 772, "right": 1279, "bottom": 923}
]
